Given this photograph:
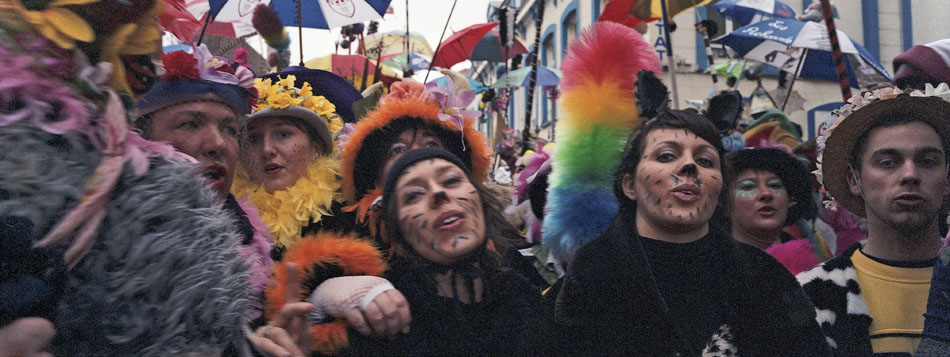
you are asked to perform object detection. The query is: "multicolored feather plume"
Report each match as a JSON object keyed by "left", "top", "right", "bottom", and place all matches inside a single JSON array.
[{"left": 542, "top": 21, "right": 661, "bottom": 261}]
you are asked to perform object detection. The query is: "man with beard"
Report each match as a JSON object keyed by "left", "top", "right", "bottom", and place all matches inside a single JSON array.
[
  {"left": 136, "top": 46, "right": 312, "bottom": 357},
  {"left": 799, "top": 86, "right": 950, "bottom": 355}
]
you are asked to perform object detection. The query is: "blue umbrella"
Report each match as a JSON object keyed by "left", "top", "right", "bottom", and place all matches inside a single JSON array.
[
  {"left": 711, "top": 0, "right": 796, "bottom": 26},
  {"left": 713, "top": 18, "right": 891, "bottom": 88},
  {"left": 270, "top": 0, "right": 391, "bottom": 29},
  {"left": 490, "top": 66, "right": 562, "bottom": 89}
]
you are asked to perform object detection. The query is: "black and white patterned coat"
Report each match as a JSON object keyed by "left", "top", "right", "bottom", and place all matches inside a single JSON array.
[{"left": 797, "top": 243, "right": 873, "bottom": 356}]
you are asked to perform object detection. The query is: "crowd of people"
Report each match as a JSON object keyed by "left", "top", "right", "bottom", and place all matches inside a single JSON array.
[{"left": 2, "top": 1, "right": 950, "bottom": 356}]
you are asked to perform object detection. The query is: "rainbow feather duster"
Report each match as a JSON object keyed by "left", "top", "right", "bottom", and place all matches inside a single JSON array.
[{"left": 542, "top": 21, "right": 661, "bottom": 261}]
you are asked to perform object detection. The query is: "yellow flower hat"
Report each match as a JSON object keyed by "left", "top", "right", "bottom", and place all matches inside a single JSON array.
[{"left": 249, "top": 75, "right": 343, "bottom": 155}]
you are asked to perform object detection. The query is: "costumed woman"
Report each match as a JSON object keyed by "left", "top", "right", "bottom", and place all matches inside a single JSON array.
[
  {"left": 342, "top": 148, "right": 542, "bottom": 355},
  {"left": 541, "top": 21, "right": 830, "bottom": 355},
  {"left": 237, "top": 70, "right": 410, "bottom": 355},
  {"left": 0, "top": 0, "right": 258, "bottom": 354},
  {"left": 727, "top": 147, "right": 829, "bottom": 274}
]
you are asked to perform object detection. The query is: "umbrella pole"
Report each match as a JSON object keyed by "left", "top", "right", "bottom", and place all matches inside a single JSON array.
[
  {"left": 297, "top": 0, "right": 304, "bottom": 66},
  {"left": 782, "top": 49, "right": 806, "bottom": 112},
  {"left": 425, "top": 0, "right": 459, "bottom": 83},
  {"left": 196, "top": 10, "right": 215, "bottom": 46},
  {"left": 819, "top": 0, "right": 851, "bottom": 101},
  {"left": 659, "top": 0, "right": 680, "bottom": 109}
]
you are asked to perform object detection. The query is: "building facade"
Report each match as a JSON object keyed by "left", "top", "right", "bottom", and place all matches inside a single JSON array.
[{"left": 477, "top": 0, "right": 950, "bottom": 142}]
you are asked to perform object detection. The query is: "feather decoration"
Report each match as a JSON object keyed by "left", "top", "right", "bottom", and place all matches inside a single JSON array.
[
  {"left": 252, "top": 4, "right": 290, "bottom": 49},
  {"left": 542, "top": 21, "right": 661, "bottom": 261}
]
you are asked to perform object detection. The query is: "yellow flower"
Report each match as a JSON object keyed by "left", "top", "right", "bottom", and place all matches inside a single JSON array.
[
  {"left": 327, "top": 115, "right": 343, "bottom": 135},
  {"left": 9, "top": 0, "right": 99, "bottom": 50},
  {"left": 268, "top": 92, "right": 296, "bottom": 109},
  {"left": 299, "top": 82, "right": 313, "bottom": 98},
  {"left": 278, "top": 75, "right": 296, "bottom": 88}
]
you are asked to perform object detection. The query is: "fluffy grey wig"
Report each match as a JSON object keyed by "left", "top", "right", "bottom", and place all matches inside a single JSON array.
[{"left": 0, "top": 122, "right": 251, "bottom": 355}]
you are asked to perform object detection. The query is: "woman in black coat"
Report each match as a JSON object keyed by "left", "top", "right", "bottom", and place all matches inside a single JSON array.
[
  {"left": 345, "top": 148, "right": 542, "bottom": 356},
  {"left": 547, "top": 110, "right": 831, "bottom": 356}
]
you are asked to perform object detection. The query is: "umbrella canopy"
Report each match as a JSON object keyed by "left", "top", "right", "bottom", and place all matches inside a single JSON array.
[
  {"left": 304, "top": 54, "right": 401, "bottom": 89},
  {"left": 598, "top": 0, "right": 656, "bottom": 28},
  {"left": 470, "top": 31, "right": 529, "bottom": 62},
  {"left": 711, "top": 0, "right": 796, "bottom": 26},
  {"left": 363, "top": 31, "right": 434, "bottom": 58},
  {"left": 628, "top": 0, "right": 716, "bottom": 20},
  {"left": 382, "top": 52, "right": 431, "bottom": 71},
  {"left": 431, "top": 22, "right": 498, "bottom": 69},
  {"left": 714, "top": 18, "right": 891, "bottom": 88},
  {"left": 428, "top": 76, "right": 488, "bottom": 94},
  {"left": 271, "top": 0, "right": 391, "bottom": 29},
  {"left": 183, "top": 0, "right": 257, "bottom": 38},
  {"left": 490, "top": 66, "right": 562, "bottom": 89}
]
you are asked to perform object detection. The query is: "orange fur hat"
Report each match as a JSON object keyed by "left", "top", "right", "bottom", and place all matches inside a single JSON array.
[{"left": 340, "top": 80, "right": 491, "bottom": 205}]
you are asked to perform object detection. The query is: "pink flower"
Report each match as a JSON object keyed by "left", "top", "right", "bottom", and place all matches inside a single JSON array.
[
  {"left": 380, "top": 79, "right": 432, "bottom": 106},
  {"left": 426, "top": 76, "right": 480, "bottom": 131}
]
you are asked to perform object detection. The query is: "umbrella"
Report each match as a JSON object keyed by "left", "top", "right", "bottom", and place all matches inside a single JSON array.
[
  {"left": 382, "top": 52, "right": 431, "bottom": 71},
  {"left": 431, "top": 22, "right": 498, "bottom": 69},
  {"left": 470, "top": 31, "right": 529, "bottom": 62},
  {"left": 304, "top": 54, "right": 401, "bottom": 88},
  {"left": 491, "top": 66, "right": 562, "bottom": 89},
  {"left": 270, "top": 0, "right": 392, "bottom": 29},
  {"left": 183, "top": 0, "right": 258, "bottom": 38},
  {"left": 628, "top": 0, "right": 716, "bottom": 21},
  {"left": 768, "top": 87, "right": 805, "bottom": 113},
  {"left": 428, "top": 76, "right": 488, "bottom": 94},
  {"left": 363, "top": 31, "right": 434, "bottom": 58},
  {"left": 713, "top": 18, "right": 892, "bottom": 89},
  {"left": 711, "top": 0, "right": 797, "bottom": 26}
]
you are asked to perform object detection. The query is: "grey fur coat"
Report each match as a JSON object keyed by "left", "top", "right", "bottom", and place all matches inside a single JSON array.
[{"left": 0, "top": 122, "right": 252, "bottom": 355}]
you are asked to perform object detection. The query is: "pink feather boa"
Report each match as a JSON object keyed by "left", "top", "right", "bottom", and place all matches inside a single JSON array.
[
  {"left": 236, "top": 197, "right": 276, "bottom": 320},
  {"left": 766, "top": 239, "right": 820, "bottom": 276}
]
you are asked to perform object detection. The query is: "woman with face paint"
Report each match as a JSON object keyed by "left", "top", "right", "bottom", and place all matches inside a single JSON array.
[
  {"left": 342, "top": 148, "right": 542, "bottom": 355},
  {"left": 549, "top": 110, "right": 831, "bottom": 355},
  {"left": 726, "top": 148, "right": 825, "bottom": 274}
]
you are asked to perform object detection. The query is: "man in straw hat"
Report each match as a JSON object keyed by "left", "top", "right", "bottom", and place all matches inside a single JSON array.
[{"left": 798, "top": 84, "right": 950, "bottom": 355}]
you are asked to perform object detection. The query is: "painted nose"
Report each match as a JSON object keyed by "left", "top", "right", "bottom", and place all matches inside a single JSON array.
[
  {"left": 679, "top": 162, "right": 698, "bottom": 176},
  {"left": 431, "top": 191, "right": 449, "bottom": 207}
]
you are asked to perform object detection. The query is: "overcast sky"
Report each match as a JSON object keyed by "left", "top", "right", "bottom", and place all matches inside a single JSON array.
[{"left": 245, "top": 0, "right": 494, "bottom": 80}]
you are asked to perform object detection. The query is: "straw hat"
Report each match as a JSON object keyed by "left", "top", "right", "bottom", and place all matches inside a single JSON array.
[{"left": 816, "top": 84, "right": 950, "bottom": 217}]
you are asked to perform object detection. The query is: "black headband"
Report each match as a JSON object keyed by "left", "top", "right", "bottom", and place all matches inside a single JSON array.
[{"left": 381, "top": 148, "right": 473, "bottom": 208}]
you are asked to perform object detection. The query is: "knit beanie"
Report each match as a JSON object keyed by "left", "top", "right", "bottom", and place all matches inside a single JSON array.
[
  {"left": 893, "top": 39, "right": 950, "bottom": 86},
  {"left": 381, "top": 148, "right": 472, "bottom": 208}
]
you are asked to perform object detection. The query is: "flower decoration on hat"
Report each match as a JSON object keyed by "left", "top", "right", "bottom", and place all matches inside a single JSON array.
[
  {"left": 426, "top": 76, "right": 481, "bottom": 133},
  {"left": 160, "top": 44, "right": 258, "bottom": 113},
  {"left": 815, "top": 83, "right": 950, "bottom": 210},
  {"left": 254, "top": 75, "right": 344, "bottom": 137}
]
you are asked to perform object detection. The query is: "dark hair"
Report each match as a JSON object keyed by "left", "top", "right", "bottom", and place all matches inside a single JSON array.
[
  {"left": 614, "top": 109, "right": 731, "bottom": 216},
  {"left": 382, "top": 165, "right": 516, "bottom": 286},
  {"left": 726, "top": 148, "right": 818, "bottom": 226},
  {"left": 850, "top": 116, "right": 950, "bottom": 172},
  {"left": 354, "top": 117, "right": 469, "bottom": 197}
]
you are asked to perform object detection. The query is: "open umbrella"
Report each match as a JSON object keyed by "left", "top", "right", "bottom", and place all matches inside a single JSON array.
[
  {"left": 431, "top": 22, "right": 498, "bottom": 69},
  {"left": 382, "top": 52, "right": 431, "bottom": 71},
  {"left": 363, "top": 31, "right": 434, "bottom": 58},
  {"left": 428, "top": 76, "right": 488, "bottom": 94},
  {"left": 270, "top": 0, "right": 392, "bottom": 29},
  {"left": 713, "top": 18, "right": 891, "bottom": 89},
  {"left": 304, "top": 54, "right": 401, "bottom": 88},
  {"left": 711, "top": 0, "right": 796, "bottom": 26},
  {"left": 470, "top": 31, "right": 529, "bottom": 62},
  {"left": 491, "top": 66, "right": 562, "bottom": 89}
]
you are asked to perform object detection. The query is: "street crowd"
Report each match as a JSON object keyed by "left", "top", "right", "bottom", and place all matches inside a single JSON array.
[{"left": 2, "top": 1, "right": 950, "bottom": 356}]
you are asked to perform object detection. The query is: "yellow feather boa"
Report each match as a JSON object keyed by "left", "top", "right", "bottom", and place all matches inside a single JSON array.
[{"left": 232, "top": 156, "right": 342, "bottom": 250}]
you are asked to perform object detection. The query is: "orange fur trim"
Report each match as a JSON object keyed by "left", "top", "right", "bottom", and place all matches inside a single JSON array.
[
  {"left": 265, "top": 232, "right": 386, "bottom": 354},
  {"left": 340, "top": 98, "right": 491, "bottom": 203}
]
